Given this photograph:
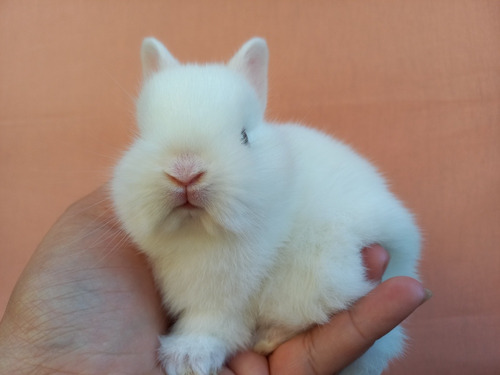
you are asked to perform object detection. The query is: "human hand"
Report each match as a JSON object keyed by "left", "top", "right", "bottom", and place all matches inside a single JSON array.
[
  {"left": 224, "top": 249, "right": 429, "bottom": 375},
  {"left": 0, "top": 186, "right": 166, "bottom": 374},
  {"left": 0, "top": 187, "right": 429, "bottom": 375}
]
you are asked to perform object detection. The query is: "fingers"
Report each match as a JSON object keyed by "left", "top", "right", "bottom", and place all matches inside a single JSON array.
[
  {"left": 226, "top": 245, "right": 406, "bottom": 375},
  {"left": 347, "top": 277, "right": 429, "bottom": 340},
  {"left": 268, "top": 277, "right": 429, "bottom": 375},
  {"left": 225, "top": 351, "right": 269, "bottom": 375},
  {"left": 361, "top": 244, "right": 390, "bottom": 282}
]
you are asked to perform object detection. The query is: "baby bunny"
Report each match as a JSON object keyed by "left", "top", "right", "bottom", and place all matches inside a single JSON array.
[{"left": 111, "top": 37, "right": 420, "bottom": 375}]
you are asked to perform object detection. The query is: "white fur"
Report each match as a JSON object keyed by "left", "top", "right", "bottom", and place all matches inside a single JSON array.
[{"left": 111, "top": 37, "right": 420, "bottom": 375}]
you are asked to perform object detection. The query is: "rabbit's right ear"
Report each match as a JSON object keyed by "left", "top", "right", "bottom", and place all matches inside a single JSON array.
[{"left": 141, "top": 37, "right": 178, "bottom": 78}]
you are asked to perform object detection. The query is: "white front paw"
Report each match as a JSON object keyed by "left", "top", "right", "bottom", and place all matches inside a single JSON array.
[{"left": 158, "top": 334, "right": 227, "bottom": 375}]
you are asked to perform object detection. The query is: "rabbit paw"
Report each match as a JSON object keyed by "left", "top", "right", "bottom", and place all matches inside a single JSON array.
[{"left": 158, "top": 334, "right": 227, "bottom": 375}]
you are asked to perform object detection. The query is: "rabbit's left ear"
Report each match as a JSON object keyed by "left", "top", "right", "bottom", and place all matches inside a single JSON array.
[
  {"left": 228, "top": 37, "right": 269, "bottom": 109},
  {"left": 141, "top": 37, "right": 179, "bottom": 78}
]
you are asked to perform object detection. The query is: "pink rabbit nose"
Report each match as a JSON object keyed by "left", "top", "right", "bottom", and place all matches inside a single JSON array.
[{"left": 165, "top": 170, "right": 206, "bottom": 187}]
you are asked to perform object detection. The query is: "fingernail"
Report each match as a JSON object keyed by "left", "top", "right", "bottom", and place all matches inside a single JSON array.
[{"left": 423, "top": 288, "right": 433, "bottom": 302}]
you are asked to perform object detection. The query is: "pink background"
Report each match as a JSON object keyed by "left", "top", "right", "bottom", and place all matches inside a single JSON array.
[{"left": 1, "top": 1, "right": 499, "bottom": 373}]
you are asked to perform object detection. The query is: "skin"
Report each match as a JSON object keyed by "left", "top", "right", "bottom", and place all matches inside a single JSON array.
[{"left": 0, "top": 186, "right": 429, "bottom": 375}]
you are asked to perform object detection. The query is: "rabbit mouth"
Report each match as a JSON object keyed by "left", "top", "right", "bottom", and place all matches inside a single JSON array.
[
  {"left": 175, "top": 201, "right": 204, "bottom": 212},
  {"left": 179, "top": 202, "right": 199, "bottom": 209},
  {"left": 170, "top": 187, "right": 208, "bottom": 210}
]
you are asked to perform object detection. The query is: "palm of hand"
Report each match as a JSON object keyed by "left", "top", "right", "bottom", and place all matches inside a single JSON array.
[{"left": 1, "top": 190, "right": 165, "bottom": 374}]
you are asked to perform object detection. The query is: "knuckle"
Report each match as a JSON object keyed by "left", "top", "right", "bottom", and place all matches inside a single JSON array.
[{"left": 301, "top": 332, "right": 323, "bottom": 375}]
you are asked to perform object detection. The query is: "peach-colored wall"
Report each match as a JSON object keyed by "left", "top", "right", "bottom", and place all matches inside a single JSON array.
[{"left": 1, "top": 1, "right": 499, "bottom": 373}]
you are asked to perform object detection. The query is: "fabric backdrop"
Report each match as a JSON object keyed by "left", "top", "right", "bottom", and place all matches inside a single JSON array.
[{"left": 1, "top": 1, "right": 499, "bottom": 373}]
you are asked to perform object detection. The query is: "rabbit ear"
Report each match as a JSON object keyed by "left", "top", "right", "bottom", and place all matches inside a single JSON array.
[
  {"left": 228, "top": 37, "right": 269, "bottom": 109},
  {"left": 141, "top": 37, "right": 178, "bottom": 78}
]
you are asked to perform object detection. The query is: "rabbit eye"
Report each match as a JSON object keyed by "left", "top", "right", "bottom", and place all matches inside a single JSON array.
[{"left": 240, "top": 128, "right": 249, "bottom": 146}]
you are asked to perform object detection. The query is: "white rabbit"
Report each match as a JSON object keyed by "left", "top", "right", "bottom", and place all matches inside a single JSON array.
[{"left": 111, "top": 37, "right": 420, "bottom": 375}]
